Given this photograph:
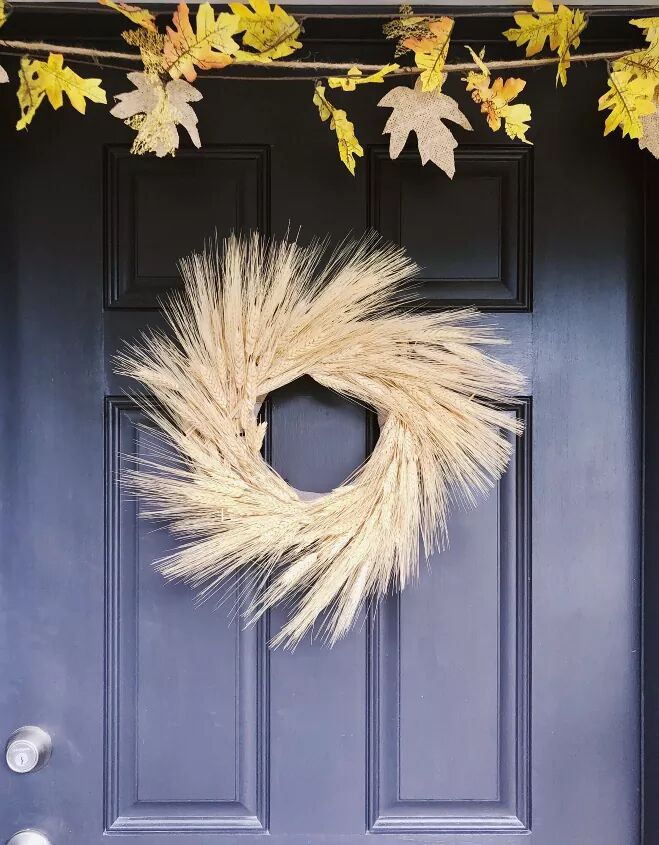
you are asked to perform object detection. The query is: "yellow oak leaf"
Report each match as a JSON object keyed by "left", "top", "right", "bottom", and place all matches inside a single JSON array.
[
  {"left": 503, "top": 0, "right": 586, "bottom": 86},
  {"left": 313, "top": 83, "right": 363, "bottom": 175},
  {"left": 501, "top": 102, "right": 533, "bottom": 142},
  {"left": 99, "top": 0, "right": 156, "bottom": 32},
  {"left": 229, "top": 0, "right": 301, "bottom": 62},
  {"left": 16, "top": 53, "right": 106, "bottom": 131},
  {"left": 611, "top": 17, "right": 659, "bottom": 102},
  {"left": 328, "top": 64, "right": 399, "bottom": 91},
  {"left": 404, "top": 17, "right": 453, "bottom": 92},
  {"left": 163, "top": 2, "right": 240, "bottom": 82},
  {"left": 630, "top": 17, "right": 659, "bottom": 47},
  {"left": 598, "top": 69, "right": 657, "bottom": 139},
  {"left": 503, "top": 0, "right": 563, "bottom": 56},
  {"left": 464, "top": 47, "right": 532, "bottom": 143},
  {"left": 614, "top": 42, "right": 659, "bottom": 82},
  {"left": 555, "top": 5, "right": 586, "bottom": 86}
]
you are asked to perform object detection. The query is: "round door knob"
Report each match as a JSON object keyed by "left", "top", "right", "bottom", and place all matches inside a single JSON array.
[
  {"left": 5, "top": 727, "right": 52, "bottom": 773},
  {"left": 6, "top": 832, "right": 51, "bottom": 845}
]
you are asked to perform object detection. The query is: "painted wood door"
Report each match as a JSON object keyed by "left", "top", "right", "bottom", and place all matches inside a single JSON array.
[{"left": 0, "top": 8, "right": 644, "bottom": 844}]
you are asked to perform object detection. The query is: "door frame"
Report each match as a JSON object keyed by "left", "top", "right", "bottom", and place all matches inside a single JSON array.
[
  {"left": 643, "top": 155, "right": 659, "bottom": 845},
  {"left": 0, "top": 4, "right": 657, "bottom": 842}
]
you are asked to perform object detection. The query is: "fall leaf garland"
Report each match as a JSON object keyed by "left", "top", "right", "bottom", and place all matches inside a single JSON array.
[{"left": 0, "top": 0, "right": 658, "bottom": 173}]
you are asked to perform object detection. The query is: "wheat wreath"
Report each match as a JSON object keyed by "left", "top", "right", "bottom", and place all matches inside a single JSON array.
[{"left": 117, "top": 232, "right": 524, "bottom": 648}]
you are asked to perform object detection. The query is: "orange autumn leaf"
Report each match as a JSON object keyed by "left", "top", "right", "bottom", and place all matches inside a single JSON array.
[
  {"left": 490, "top": 76, "right": 526, "bottom": 103},
  {"left": 402, "top": 16, "right": 452, "bottom": 53},
  {"left": 402, "top": 17, "right": 454, "bottom": 92},
  {"left": 163, "top": 1, "right": 240, "bottom": 82}
]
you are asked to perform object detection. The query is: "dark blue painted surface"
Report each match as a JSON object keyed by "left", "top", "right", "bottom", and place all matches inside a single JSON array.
[{"left": 0, "top": 7, "right": 647, "bottom": 844}]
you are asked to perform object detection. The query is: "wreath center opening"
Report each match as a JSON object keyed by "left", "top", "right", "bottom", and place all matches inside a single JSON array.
[{"left": 261, "top": 375, "right": 380, "bottom": 501}]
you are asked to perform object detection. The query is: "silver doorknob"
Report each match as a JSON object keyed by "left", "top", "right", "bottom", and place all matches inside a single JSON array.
[
  {"left": 6, "top": 832, "right": 51, "bottom": 845},
  {"left": 5, "top": 727, "right": 52, "bottom": 773}
]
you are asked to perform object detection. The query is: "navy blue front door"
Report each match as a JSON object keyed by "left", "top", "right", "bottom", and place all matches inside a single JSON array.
[{"left": 0, "top": 7, "right": 644, "bottom": 844}]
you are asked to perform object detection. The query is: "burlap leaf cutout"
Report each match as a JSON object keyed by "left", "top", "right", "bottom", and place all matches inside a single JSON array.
[
  {"left": 639, "top": 110, "right": 659, "bottom": 157},
  {"left": 0, "top": 0, "right": 8, "bottom": 84},
  {"left": 111, "top": 71, "right": 202, "bottom": 157},
  {"left": 379, "top": 76, "right": 472, "bottom": 178}
]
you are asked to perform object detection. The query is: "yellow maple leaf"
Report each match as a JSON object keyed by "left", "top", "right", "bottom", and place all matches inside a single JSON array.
[
  {"left": 404, "top": 17, "right": 453, "bottom": 92},
  {"left": 598, "top": 69, "right": 657, "bottom": 139},
  {"left": 99, "top": 0, "right": 157, "bottom": 32},
  {"left": 229, "top": 0, "right": 301, "bottom": 62},
  {"left": 0, "top": 0, "right": 9, "bottom": 28},
  {"left": 464, "top": 47, "right": 532, "bottom": 143},
  {"left": 503, "top": 0, "right": 586, "bottom": 86},
  {"left": 163, "top": 2, "right": 240, "bottom": 82},
  {"left": 328, "top": 64, "right": 399, "bottom": 91},
  {"left": 16, "top": 53, "right": 106, "bottom": 131},
  {"left": 313, "top": 83, "right": 363, "bottom": 175}
]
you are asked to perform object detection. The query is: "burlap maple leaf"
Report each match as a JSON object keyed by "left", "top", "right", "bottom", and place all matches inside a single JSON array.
[
  {"left": 378, "top": 77, "right": 472, "bottom": 177},
  {"left": 111, "top": 71, "right": 202, "bottom": 157}
]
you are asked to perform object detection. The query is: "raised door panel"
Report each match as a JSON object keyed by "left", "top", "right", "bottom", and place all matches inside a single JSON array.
[
  {"left": 368, "top": 404, "right": 530, "bottom": 835},
  {"left": 369, "top": 146, "right": 532, "bottom": 310},
  {"left": 104, "top": 399, "right": 269, "bottom": 833},
  {"left": 105, "top": 146, "right": 270, "bottom": 309}
]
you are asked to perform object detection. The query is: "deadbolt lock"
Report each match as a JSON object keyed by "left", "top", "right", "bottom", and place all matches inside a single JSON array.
[
  {"left": 6, "top": 832, "right": 52, "bottom": 845},
  {"left": 5, "top": 727, "right": 52, "bottom": 774}
]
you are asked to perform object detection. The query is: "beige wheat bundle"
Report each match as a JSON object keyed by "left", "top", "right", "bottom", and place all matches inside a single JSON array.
[{"left": 117, "top": 232, "right": 524, "bottom": 648}]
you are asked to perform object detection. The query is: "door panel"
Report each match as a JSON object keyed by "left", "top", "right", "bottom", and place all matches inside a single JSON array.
[
  {"left": 368, "top": 407, "right": 529, "bottom": 834},
  {"left": 105, "top": 401, "right": 268, "bottom": 833},
  {"left": 0, "top": 8, "right": 643, "bottom": 845}
]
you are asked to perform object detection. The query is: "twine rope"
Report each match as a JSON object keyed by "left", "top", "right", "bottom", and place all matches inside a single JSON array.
[{"left": 0, "top": 38, "right": 636, "bottom": 76}]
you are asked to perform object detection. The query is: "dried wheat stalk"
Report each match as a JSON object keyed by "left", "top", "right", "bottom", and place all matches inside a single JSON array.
[{"left": 116, "top": 232, "right": 524, "bottom": 648}]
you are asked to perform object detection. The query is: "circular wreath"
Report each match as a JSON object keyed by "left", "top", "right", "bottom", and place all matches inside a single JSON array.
[{"left": 118, "top": 233, "right": 523, "bottom": 648}]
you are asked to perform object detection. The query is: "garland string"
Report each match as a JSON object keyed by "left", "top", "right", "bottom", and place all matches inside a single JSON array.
[{"left": 0, "top": 38, "right": 638, "bottom": 75}]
